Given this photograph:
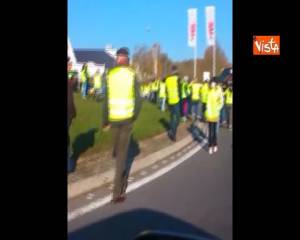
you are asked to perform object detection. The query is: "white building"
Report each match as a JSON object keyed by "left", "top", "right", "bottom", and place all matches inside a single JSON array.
[{"left": 68, "top": 38, "right": 117, "bottom": 78}]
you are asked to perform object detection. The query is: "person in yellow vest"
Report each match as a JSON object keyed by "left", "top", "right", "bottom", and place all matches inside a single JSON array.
[
  {"left": 166, "top": 66, "right": 181, "bottom": 141},
  {"left": 187, "top": 78, "right": 194, "bottom": 117},
  {"left": 144, "top": 83, "right": 150, "bottom": 100},
  {"left": 158, "top": 78, "right": 167, "bottom": 111},
  {"left": 93, "top": 70, "right": 102, "bottom": 101},
  {"left": 140, "top": 84, "right": 145, "bottom": 98},
  {"left": 201, "top": 78, "right": 210, "bottom": 120},
  {"left": 180, "top": 76, "right": 189, "bottom": 122},
  {"left": 150, "top": 79, "right": 155, "bottom": 102},
  {"left": 102, "top": 47, "right": 142, "bottom": 203},
  {"left": 205, "top": 78, "right": 224, "bottom": 154},
  {"left": 190, "top": 78, "right": 203, "bottom": 121},
  {"left": 216, "top": 80, "right": 225, "bottom": 134},
  {"left": 80, "top": 63, "right": 90, "bottom": 99},
  {"left": 156, "top": 79, "right": 161, "bottom": 105},
  {"left": 224, "top": 83, "right": 233, "bottom": 129}
]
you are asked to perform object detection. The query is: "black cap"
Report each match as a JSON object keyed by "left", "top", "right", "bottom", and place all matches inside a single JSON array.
[
  {"left": 211, "top": 77, "right": 218, "bottom": 83},
  {"left": 117, "top": 47, "right": 129, "bottom": 56}
]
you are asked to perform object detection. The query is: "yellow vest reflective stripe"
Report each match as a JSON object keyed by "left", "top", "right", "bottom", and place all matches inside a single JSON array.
[
  {"left": 166, "top": 75, "right": 179, "bottom": 105},
  {"left": 225, "top": 89, "right": 233, "bottom": 104},
  {"left": 201, "top": 83, "right": 209, "bottom": 103},
  {"left": 205, "top": 88, "right": 222, "bottom": 122},
  {"left": 159, "top": 82, "right": 166, "bottom": 98},
  {"left": 94, "top": 74, "right": 102, "bottom": 89},
  {"left": 107, "top": 67, "right": 135, "bottom": 121},
  {"left": 191, "top": 83, "right": 202, "bottom": 101}
]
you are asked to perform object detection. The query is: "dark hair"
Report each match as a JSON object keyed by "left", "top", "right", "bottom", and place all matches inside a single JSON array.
[{"left": 117, "top": 47, "right": 129, "bottom": 56}]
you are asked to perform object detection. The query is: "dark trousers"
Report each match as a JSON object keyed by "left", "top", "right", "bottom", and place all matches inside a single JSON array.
[
  {"left": 202, "top": 103, "right": 207, "bottom": 120},
  {"left": 225, "top": 104, "right": 232, "bottom": 126},
  {"left": 208, "top": 122, "right": 218, "bottom": 147},
  {"left": 112, "top": 123, "right": 133, "bottom": 198},
  {"left": 180, "top": 98, "right": 188, "bottom": 117},
  {"left": 187, "top": 96, "right": 192, "bottom": 115},
  {"left": 169, "top": 103, "right": 180, "bottom": 137}
]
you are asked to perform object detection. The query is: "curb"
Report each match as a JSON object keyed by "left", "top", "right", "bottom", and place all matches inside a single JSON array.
[
  {"left": 68, "top": 135, "right": 194, "bottom": 199},
  {"left": 68, "top": 121, "right": 207, "bottom": 200}
]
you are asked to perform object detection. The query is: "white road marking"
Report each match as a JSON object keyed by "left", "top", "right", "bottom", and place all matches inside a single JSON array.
[{"left": 68, "top": 140, "right": 207, "bottom": 222}]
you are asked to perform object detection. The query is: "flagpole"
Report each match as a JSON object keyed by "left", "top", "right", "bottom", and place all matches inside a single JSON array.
[
  {"left": 213, "top": 42, "right": 216, "bottom": 77},
  {"left": 194, "top": 45, "right": 197, "bottom": 79},
  {"left": 213, "top": 9, "right": 216, "bottom": 77}
]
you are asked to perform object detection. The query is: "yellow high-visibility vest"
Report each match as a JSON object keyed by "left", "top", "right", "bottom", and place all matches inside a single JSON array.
[
  {"left": 80, "top": 70, "right": 87, "bottom": 83},
  {"left": 181, "top": 81, "right": 188, "bottom": 99},
  {"left": 107, "top": 66, "right": 135, "bottom": 121},
  {"left": 201, "top": 83, "right": 209, "bottom": 103},
  {"left": 205, "top": 88, "right": 223, "bottom": 122},
  {"left": 145, "top": 84, "right": 150, "bottom": 95},
  {"left": 191, "top": 83, "right": 202, "bottom": 101},
  {"left": 159, "top": 82, "right": 166, "bottom": 98},
  {"left": 166, "top": 75, "right": 180, "bottom": 105},
  {"left": 153, "top": 79, "right": 159, "bottom": 91},
  {"left": 224, "top": 88, "right": 233, "bottom": 105},
  {"left": 94, "top": 73, "right": 102, "bottom": 89}
]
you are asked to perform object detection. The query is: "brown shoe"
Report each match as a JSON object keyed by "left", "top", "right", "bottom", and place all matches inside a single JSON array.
[{"left": 111, "top": 194, "right": 127, "bottom": 204}]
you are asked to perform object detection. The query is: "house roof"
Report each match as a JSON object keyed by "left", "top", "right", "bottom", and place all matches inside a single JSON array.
[{"left": 74, "top": 49, "right": 115, "bottom": 69}]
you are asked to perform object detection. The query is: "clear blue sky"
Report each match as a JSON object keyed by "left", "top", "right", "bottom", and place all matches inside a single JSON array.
[{"left": 68, "top": 0, "right": 232, "bottom": 63}]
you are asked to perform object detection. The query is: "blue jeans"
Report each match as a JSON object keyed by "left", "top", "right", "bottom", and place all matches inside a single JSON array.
[
  {"left": 198, "top": 101, "right": 203, "bottom": 120},
  {"left": 169, "top": 103, "right": 180, "bottom": 137},
  {"left": 81, "top": 82, "right": 87, "bottom": 97},
  {"left": 208, "top": 122, "right": 218, "bottom": 147},
  {"left": 191, "top": 101, "right": 200, "bottom": 119},
  {"left": 220, "top": 106, "right": 226, "bottom": 123},
  {"left": 160, "top": 98, "right": 166, "bottom": 111}
]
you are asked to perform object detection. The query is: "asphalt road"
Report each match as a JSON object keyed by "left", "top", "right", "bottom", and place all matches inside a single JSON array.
[{"left": 68, "top": 128, "right": 232, "bottom": 240}]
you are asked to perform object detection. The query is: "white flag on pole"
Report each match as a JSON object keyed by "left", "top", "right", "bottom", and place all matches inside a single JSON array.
[
  {"left": 188, "top": 8, "right": 197, "bottom": 48},
  {"left": 205, "top": 6, "right": 216, "bottom": 46}
]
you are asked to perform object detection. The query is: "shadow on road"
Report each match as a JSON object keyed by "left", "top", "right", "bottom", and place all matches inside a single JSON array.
[
  {"left": 188, "top": 122, "right": 209, "bottom": 152},
  {"left": 125, "top": 135, "right": 141, "bottom": 178},
  {"left": 68, "top": 208, "right": 221, "bottom": 240},
  {"left": 71, "top": 128, "right": 98, "bottom": 164}
]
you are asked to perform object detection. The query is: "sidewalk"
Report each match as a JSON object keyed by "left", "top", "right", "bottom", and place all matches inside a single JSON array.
[{"left": 68, "top": 119, "right": 207, "bottom": 199}]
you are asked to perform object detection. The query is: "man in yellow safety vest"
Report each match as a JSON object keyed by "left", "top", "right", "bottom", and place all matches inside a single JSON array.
[
  {"left": 165, "top": 66, "right": 181, "bottom": 142},
  {"left": 102, "top": 47, "right": 142, "bottom": 203},
  {"left": 224, "top": 83, "right": 233, "bottom": 129},
  {"left": 190, "top": 78, "right": 203, "bottom": 121}
]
